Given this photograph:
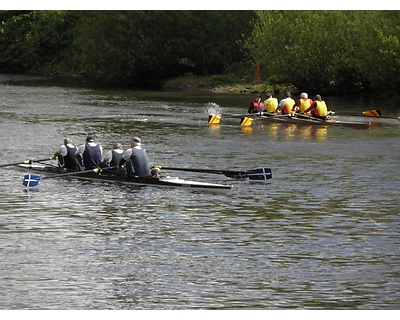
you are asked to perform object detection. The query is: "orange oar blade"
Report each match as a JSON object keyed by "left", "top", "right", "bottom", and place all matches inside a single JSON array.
[{"left": 362, "top": 110, "right": 381, "bottom": 117}]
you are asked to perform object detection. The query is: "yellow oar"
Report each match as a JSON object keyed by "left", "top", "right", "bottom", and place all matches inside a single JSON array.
[
  {"left": 240, "top": 117, "right": 254, "bottom": 126},
  {"left": 332, "top": 109, "right": 382, "bottom": 117},
  {"left": 362, "top": 110, "right": 381, "bottom": 117},
  {"left": 208, "top": 115, "right": 221, "bottom": 124},
  {"left": 357, "top": 109, "right": 399, "bottom": 119}
]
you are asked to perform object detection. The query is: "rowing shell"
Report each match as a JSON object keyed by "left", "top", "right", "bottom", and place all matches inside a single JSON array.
[
  {"left": 216, "top": 112, "right": 371, "bottom": 129},
  {"left": 18, "top": 164, "right": 233, "bottom": 193},
  {"left": 257, "top": 113, "right": 371, "bottom": 129}
]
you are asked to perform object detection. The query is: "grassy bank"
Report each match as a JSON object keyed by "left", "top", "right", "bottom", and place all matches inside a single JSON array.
[{"left": 162, "top": 73, "right": 297, "bottom": 95}]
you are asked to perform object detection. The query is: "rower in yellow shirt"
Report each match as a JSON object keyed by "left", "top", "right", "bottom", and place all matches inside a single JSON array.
[
  {"left": 304, "top": 94, "right": 328, "bottom": 119},
  {"left": 264, "top": 92, "right": 279, "bottom": 114}
]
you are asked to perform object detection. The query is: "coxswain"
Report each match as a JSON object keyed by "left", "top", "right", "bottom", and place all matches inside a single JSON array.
[{"left": 248, "top": 96, "right": 264, "bottom": 114}]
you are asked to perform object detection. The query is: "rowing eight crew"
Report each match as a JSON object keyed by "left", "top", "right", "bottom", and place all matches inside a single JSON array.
[
  {"left": 54, "top": 136, "right": 160, "bottom": 178},
  {"left": 249, "top": 91, "right": 328, "bottom": 120}
]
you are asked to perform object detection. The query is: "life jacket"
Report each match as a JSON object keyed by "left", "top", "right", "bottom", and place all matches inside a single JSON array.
[
  {"left": 83, "top": 144, "right": 102, "bottom": 169},
  {"left": 299, "top": 98, "right": 313, "bottom": 113},
  {"left": 64, "top": 145, "right": 78, "bottom": 169},
  {"left": 313, "top": 101, "right": 328, "bottom": 117},
  {"left": 265, "top": 98, "right": 278, "bottom": 113},
  {"left": 130, "top": 148, "right": 151, "bottom": 177},
  {"left": 282, "top": 98, "right": 295, "bottom": 114},
  {"left": 250, "top": 101, "right": 259, "bottom": 113}
]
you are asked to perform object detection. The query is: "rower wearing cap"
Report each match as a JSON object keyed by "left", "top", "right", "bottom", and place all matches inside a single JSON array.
[
  {"left": 293, "top": 92, "right": 314, "bottom": 114},
  {"left": 75, "top": 136, "right": 104, "bottom": 170},
  {"left": 119, "top": 137, "right": 151, "bottom": 178},
  {"left": 151, "top": 167, "right": 161, "bottom": 178}
]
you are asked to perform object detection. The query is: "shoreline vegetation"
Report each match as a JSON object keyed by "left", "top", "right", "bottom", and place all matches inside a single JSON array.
[
  {"left": 1, "top": 11, "right": 399, "bottom": 95},
  {"left": 0, "top": 71, "right": 298, "bottom": 96},
  {"left": 162, "top": 73, "right": 298, "bottom": 95}
]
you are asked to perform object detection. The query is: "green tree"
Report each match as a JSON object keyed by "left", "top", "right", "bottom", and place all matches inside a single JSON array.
[
  {"left": 73, "top": 10, "right": 256, "bottom": 87},
  {"left": 247, "top": 10, "right": 400, "bottom": 93}
]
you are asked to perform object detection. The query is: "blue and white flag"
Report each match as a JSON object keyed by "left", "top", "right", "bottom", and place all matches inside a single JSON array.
[
  {"left": 246, "top": 167, "right": 272, "bottom": 180},
  {"left": 23, "top": 174, "right": 41, "bottom": 187}
]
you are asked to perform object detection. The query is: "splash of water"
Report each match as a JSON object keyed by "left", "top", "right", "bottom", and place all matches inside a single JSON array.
[{"left": 205, "top": 102, "right": 223, "bottom": 116}]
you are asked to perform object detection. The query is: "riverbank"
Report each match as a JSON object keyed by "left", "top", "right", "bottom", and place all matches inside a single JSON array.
[
  {"left": 162, "top": 73, "right": 297, "bottom": 95},
  {"left": 1, "top": 71, "right": 299, "bottom": 96}
]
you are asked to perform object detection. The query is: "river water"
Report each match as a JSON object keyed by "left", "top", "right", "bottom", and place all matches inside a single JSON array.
[{"left": 0, "top": 74, "right": 399, "bottom": 310}]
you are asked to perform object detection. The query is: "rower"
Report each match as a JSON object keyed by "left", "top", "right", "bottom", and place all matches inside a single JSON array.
[
  {"left": 277, "top": 91, "right": 295, "bottom": 115},
  {"left": 304, "top": 94, "right": 328, "bottom": 119},
  {"left": 75, "top": 136, "right": 105, "bottom": 170},
  {"left": 264, "top": 92, "right": 279, "bottom": 114},
  {"left": 54, "top": 137, "right": 78, "bottom": 171},
  {"left": 293, "top": 92, "right": 314, "bottom": 114},
  {"left": 103, "top": 142, "right": 126, "bottom": 173},
  {"left": 119, "top": 137, "right": 151, "bottom": 178}
]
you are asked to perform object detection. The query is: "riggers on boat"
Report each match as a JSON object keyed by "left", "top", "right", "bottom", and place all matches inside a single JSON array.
[
  {"left": 18, "top": 163, "right": 233, "bottom": 193},
  {"left": 251, "top": 113, "right": 372, "bottom": 129},
  {"left": 210, "top": 112, "right": 371, "bottom": 129}
]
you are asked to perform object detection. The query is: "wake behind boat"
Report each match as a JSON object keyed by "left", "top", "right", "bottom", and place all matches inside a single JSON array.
[{"left": 18, "top": 163, "right": 233, "bottom": 193}]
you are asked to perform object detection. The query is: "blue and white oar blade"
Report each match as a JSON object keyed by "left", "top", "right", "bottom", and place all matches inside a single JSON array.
[
  {"left": 246, "top": 168, "right": 272, "bottom": 180},
  {"left": 23, "top": 174, "right": 41, "bottom": 187}
]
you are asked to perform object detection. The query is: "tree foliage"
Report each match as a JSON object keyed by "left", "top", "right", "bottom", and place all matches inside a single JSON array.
[
  {"left": 0, "top": 10, "right": 399, "bottom": 93},
  {"left": 246, "top": 10, "right": 400, "bottom": 93},
  {"left": 0, "top": 10, "right": 255, "bottom": 87}
]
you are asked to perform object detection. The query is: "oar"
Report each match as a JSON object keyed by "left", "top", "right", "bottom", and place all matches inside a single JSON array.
[
  {"left": 330, "top": 109, "right": 400, "bottom": 119},
  {"left": 22, "top": 167, "right": 117, "bottom": 187},
  {"left": 220, "top": 112, "right": 277, "bottom": 119},
  {"left": 294, "top": 113, "right": 323, "bottom": 122},
  {"left": 240, "top": 113, "right": 293, "bottom": 126},
  {"left": 208, "top": 114, "right": 221, "bottom": 124},
  {"left": 331, "top": 109, "right": 382, "bottom": 117},
  {"left": 0, "top": 157, "right": 54, "bottom": 168},
  {"left": 157, "top": 166, "right": 272, "bottom": 180}
]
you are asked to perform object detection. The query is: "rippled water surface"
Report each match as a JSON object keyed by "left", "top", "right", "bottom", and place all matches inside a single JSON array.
[{"left": 0, "top": 74, "right": 399, "bottom": 309}]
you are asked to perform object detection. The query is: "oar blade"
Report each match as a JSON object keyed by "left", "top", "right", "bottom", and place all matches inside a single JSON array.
[
  {"left": 208, "top": 115, "right": 221, "bottom": 124},
  {"left": 362, "top": 110, "right": 381, "bottom": 117},
  {"left": 240, "top": 117, "right": 254, "bottom": 126},
  {"left": 23, "top": 174, "right": 41, "bottom": 187},
  {"left": 246, "top": 168, "right": 272, "bottom": 180}
]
